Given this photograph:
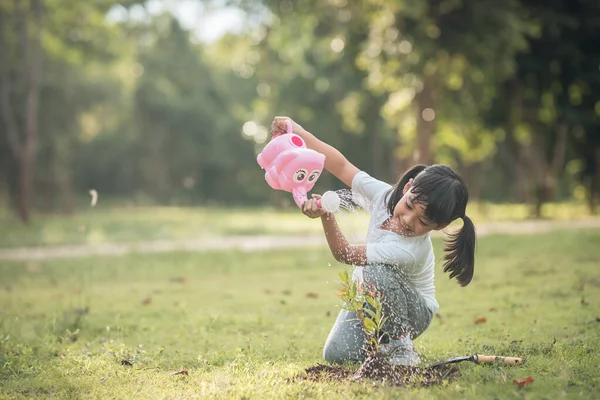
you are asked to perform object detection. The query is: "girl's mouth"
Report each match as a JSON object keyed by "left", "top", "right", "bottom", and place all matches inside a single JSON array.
[{"left": 400, "top": 221, "right": 412, "bottom": 232}]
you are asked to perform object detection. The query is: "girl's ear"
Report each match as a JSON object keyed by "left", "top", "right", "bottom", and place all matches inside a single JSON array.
[{"left": 402, "top": 178, "right": 413, "bottom": 195}]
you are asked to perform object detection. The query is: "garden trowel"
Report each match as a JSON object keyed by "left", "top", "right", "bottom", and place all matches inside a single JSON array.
[{"left": 430, "top": 354, "right": 523, "bottom": 368}]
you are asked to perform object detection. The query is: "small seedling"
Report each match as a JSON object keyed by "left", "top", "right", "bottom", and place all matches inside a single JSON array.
[{"left": 336, "top": 270, "right": 388, "bottom": 355}]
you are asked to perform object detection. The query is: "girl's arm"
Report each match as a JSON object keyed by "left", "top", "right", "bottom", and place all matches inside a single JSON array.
[
  {"left": 303, "top": 194, "right": 367, "bottom": 265},
  {"left": 320, "top": 213, "right": 367, "bottom": 266},
  {"left": 271, "top": 116, "right": 359, "bottom": 188}
]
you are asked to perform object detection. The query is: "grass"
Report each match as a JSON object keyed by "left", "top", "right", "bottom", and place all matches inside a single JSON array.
[
  {"left": 0, "top": 200, "right": 596, "bottom": 249},
  {"left": 1, "top": 229, "right": 599, "bottom": 399}
]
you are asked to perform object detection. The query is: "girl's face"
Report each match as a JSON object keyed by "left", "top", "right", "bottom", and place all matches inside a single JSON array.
[{"left": 389, "top": 180, "right": 447, "bottom": 237}]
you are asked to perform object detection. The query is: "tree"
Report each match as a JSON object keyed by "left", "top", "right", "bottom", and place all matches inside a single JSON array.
[
  {"left": 487, "top": 0, "right": 600, "bottom": 215},
  {"left": 358, "top": 0, "right": 529, "bottom": 174},
  {"left": 0, "top": 0, "right": 44, "bottom": 222}
]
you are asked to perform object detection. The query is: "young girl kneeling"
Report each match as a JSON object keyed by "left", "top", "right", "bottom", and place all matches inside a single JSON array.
[{"left": 271, "top": 117, "right": 476, "bottom": 366}]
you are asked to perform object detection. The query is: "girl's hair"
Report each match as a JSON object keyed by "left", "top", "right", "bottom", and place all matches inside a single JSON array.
[{"left": 386, "top": 164, "right": 476, "bottom": 286}]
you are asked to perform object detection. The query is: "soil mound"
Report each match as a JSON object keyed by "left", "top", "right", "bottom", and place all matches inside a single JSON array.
[{"left": 297, "top": 355, "right": 460, "bottom": 387}]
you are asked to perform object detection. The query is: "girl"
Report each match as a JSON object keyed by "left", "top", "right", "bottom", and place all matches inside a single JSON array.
[{"left": 271, "top": 117, "right": 476, "bottom": 366}]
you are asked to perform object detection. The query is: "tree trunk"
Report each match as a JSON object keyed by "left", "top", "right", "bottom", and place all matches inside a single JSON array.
[
  {"left": 505, "top": 125, "right": 532, "bottom": 203},
  {"left": 391, "top": 122, "right": 410, "bottom": 181},
  {"left": 370, "top": 110, "right": 382, "bottom": 178},
  {"left": 591, "top": 147, "right": 600, "bottom": 215},
  {"left": 17, "top": 147, "right": 34, "bottom": 221},
  {"left": 0, "top": 0, "right": 44, "bottom": 223},
  {"left": 40, "top": 174, "right": 56, "bottom": 212},
  {"left": 414, "top": 77, "right": 436, "bottom": 165},
  {"left": 21, "top": 0, "right": 43, "bottom": 222},
  {"left": 463, "top": 162, "right": 483, "bottom": 202},
  {"left": 61, "top": 171, "right": 75, "bottom": 214},
  {"left": 504, "top": 78, "right": 532, "bottom": 203},
  {"left": 529, "top": 123, "right": 567, "bottom": 218}
]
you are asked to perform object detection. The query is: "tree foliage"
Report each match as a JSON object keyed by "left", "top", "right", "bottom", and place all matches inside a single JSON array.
[{"left": 0, "top": 0, "right": 598, "bottom": 221}]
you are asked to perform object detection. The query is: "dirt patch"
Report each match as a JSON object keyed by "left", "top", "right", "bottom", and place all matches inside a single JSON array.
[
  {"left": 296, "top": 355, "right": 460, "bottom": 387},
  {"left": 301, "top": 364, "right": 354, "bottom": 382}
]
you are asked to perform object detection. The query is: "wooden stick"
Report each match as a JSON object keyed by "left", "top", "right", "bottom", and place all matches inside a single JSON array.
[{"left": 475, "top": 355, "right": 523, "bottom": 365}]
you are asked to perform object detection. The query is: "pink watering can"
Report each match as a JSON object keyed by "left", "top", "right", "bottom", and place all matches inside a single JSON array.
[
  {"left": 257, "top": 120, "right": 325, "bottom": 208},
  {"left": 257, "top": 120, "right": 341, "bottom": 212}
]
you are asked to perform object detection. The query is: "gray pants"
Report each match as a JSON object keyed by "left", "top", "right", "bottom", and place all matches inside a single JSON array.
[{"left": 322, "top": 264, "right": 434, "bottom": 364}]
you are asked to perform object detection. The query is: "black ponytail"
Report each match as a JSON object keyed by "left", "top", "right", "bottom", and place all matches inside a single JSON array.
[
  {"left": 443, "top": 215, "right": 476, "bottom": 286},
  {"left": 386, "top": 164, "right": 427, "bottom": 216},
  {"left": 387, "top": 164, "right": 477, "bottom": 286}
]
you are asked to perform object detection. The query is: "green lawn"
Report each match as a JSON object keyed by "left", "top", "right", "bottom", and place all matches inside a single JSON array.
[
  {"left": 0, "top": 201, "right": 595, "bottom": 248},
  {"left": 1, "top": 229, "right": 599, "bottom": 399}
]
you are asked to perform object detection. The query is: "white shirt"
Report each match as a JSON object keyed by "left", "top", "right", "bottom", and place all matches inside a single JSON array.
[{"left": 350, "top": 171, "right": 439, "bottom": 314}]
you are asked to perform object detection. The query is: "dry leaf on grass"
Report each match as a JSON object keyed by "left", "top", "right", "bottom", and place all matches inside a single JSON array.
[
  {"left": 474, "top": 317, "right": 487, "bottom": 324},
  {"left": 306, "top": 292, "right": 319, "bottom": 299},
  {"left": 58, "top": 354, "right": 65, "bottom": 359},
  {"left": 171, "top": 369, "right": 189, "bottom": 376},
  {"left": 142, "top": 297, "right": 152, "bottom": 306},
  {"left": 513, "top": 376, "right": 533, "bottom": 387}
]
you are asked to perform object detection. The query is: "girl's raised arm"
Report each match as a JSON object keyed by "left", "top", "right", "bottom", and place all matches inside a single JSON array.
[{"left": 271, "top": 116, "right": 359, "bottom": 188}]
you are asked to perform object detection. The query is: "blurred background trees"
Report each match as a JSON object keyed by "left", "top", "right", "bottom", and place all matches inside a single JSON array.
[{"left": 0, "top": 0, "right": 598, "bottom": 222}]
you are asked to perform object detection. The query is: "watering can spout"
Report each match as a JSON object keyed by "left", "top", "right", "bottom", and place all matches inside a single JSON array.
[{"left": 291, "top": 187, "right": 308, "bottom": 208}]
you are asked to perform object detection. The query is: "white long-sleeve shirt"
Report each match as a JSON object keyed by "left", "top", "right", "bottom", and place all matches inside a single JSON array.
[{"left": 350, "top": 171, "right": 439, "bottom": 315}]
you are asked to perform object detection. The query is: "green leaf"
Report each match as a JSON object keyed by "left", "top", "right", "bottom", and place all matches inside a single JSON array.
[
  {"left": 338, "top": 271, "right": 349, "bottom": 285},
  {"left": 363, "top": 318, "right": 377, "bottom": 334},
  {"left": 364, "top": 308, "right": 377, "bottom": 319},
  {"left": 365, "top": 296, "right": 377, "bottom": 308}
]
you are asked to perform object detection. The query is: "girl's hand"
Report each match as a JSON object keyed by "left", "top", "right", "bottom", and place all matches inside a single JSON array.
[
  {"left": 271, "top": 116, "right": 305, "bottom": 136},
  {"left": 302, "top": 194, "right": 328, "bottom": 219}
]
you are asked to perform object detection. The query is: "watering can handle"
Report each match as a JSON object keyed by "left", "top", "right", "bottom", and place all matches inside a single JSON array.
[
  {"left": 285, "top": 119, "right": 293, "bottom": 134},
  {"left": 273, "top": 119, "right": 294, "bottom": 138}
]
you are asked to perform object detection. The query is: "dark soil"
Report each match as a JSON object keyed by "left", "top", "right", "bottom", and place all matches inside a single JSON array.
[
  {"left": 301, "top": 364, "right": 354, "bottom": 382},
  {"left": 296, "top": 354, "right": 460, "bottom": 387}
]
